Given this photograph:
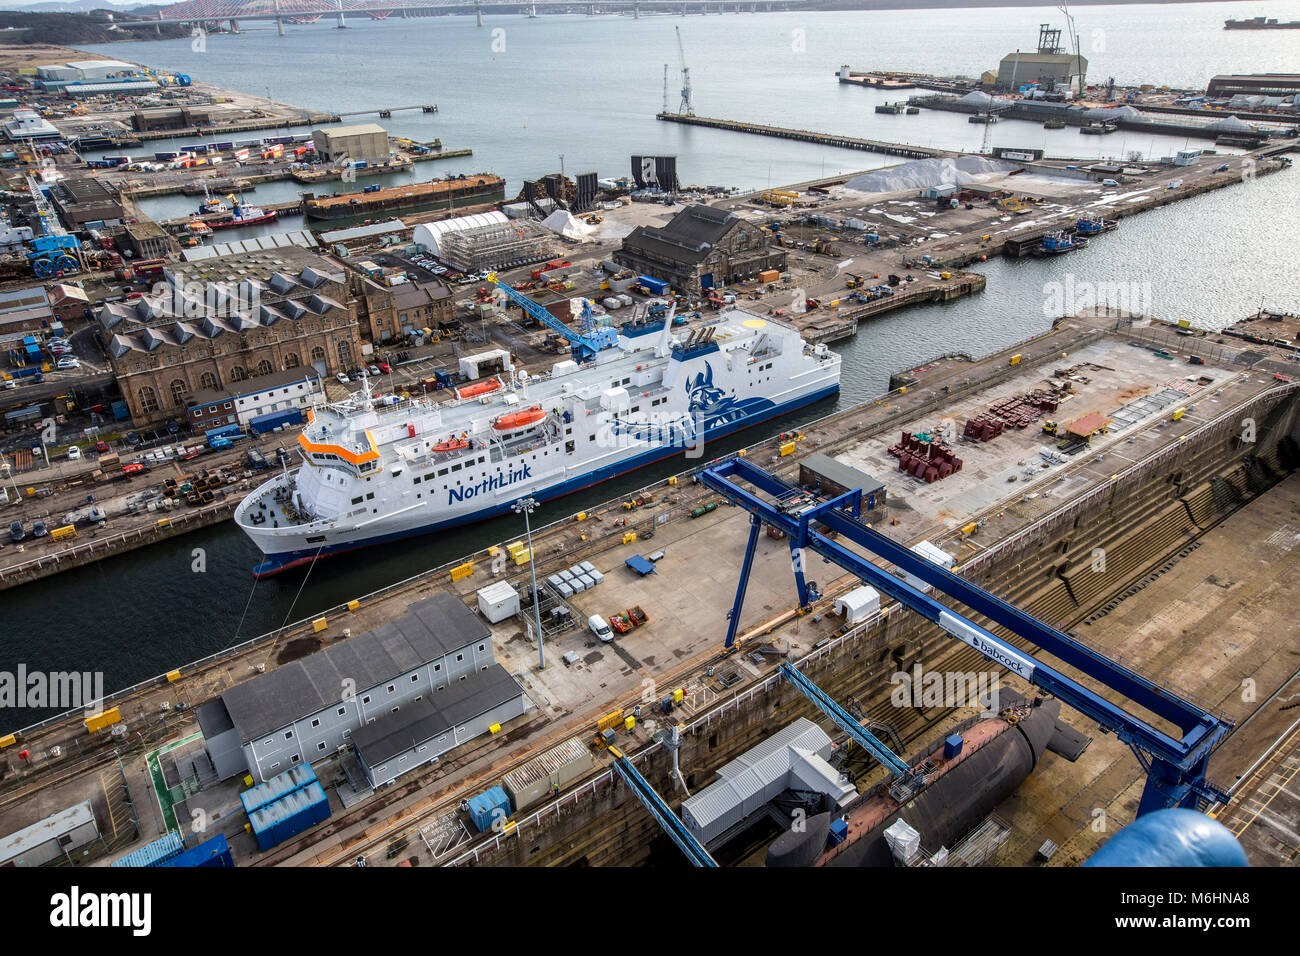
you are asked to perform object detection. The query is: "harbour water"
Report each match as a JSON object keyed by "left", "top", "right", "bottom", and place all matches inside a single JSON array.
[{"left": 4, "top": 4, "right": 1294, "bottom": 725}]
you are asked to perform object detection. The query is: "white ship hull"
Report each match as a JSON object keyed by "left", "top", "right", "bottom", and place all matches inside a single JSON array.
[{"left": 234, "top": 309, "right": 841, "bottom": 576}]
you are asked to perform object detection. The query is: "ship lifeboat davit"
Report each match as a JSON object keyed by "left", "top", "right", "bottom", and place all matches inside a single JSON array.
[
  {"left": 454, "top": 376, "right": 502, "bottom": 401},
  {"left": 492, "top": 406, "right": 547, "bottom": 432}
]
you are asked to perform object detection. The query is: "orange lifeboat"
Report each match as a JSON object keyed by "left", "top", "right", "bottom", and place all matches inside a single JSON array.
[
  {"left": 492, "top": 406, "right": 547, "bottom": 431},
  {"left": 454, "top": 376, "right": 502, "bottom": 401},
  {"left": 432, "top": 437, "right": 470, "bottom": 453}
]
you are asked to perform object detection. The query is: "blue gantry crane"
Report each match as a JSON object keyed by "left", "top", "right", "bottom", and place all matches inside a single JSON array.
[
  {"left": 25, "top": 174, "right": 80, "bottom": 279},
  {"left": 486, "top": 272, "right": 618, "bottom": 362},
  {"left": 608, "top": 746, "right": 716, "bottom": 867},
  {"left": 698, "top": 456, "right": 1233, "bottom": 816}
]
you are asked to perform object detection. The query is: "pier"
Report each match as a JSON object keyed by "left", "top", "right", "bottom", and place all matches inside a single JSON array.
[{"left": 656, "top": 112, "right": 950, "bottom": 160}]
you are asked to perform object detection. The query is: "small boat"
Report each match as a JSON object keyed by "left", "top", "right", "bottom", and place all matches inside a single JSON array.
[
  {"left": 432, "top": 437, "right": 470, "bottom": 453},
  {"left": 187, "top": 219, "right": 213, "bottom": 237},
  {"left": 197, "top": 185, "right": 228, "bottom": 215},
  {"left": 1080, "top": 122, "right": 1117, "bottom": 135},
  {"left": 1073, "top": 215, "right": 1116, "bottom": 237},
  {"left": 1043, "top": 119, "right": 1066, "bottom": 130},
  {"left": 968, "top": 112, "right": 998, "bottom": 124},
  {"left": 875, "top": 103, "right": 905, "bottom": 115},
  {"left": 1039, "top": 231, "right": 1088, "bottom": 255},
  {"left": 492, "top": 406, "right": 547, "bottom": 431},
  {"left": 453, "top": 376, "right": 502, "bottom": 401},
  {"left": 208, "top": 196, "right": 278, "bottom": 229}
]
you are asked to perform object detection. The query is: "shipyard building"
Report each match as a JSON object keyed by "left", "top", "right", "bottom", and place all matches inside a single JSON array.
[
  {"left": 197, "top": 591, "right": 527, "bottom": 784},
  {"left": 312, "top": 123, "right": 389, "bottom": 165},
  {"left": 614, "top": 204, "right": 786, "bottom": 294},
  {"left": 97, "top": 246, "right": 360, "bottom": 425},
  {"left": 994, "top": 25, "right": 1087, "bottom": 93},
  {"left": 412, "top": 211, "right": 554, "bottom": 274}
]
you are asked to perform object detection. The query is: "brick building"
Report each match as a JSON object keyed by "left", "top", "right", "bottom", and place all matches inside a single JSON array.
[
  {"left": 347, "top": 270, "right": 453, "bottom": 344},
  {"left": 614, "top": 204, "right": 786, "bottom": 295},
  {"left": 97, "top": 247, "right": 360, "bottom": 426}
]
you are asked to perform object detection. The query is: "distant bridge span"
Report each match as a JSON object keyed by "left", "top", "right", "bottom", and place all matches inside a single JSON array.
[{"left": 119, "top": 0, "right": 809, "bottom": 32}]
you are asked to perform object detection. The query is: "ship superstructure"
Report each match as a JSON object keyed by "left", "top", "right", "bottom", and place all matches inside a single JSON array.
[{"left": 234, "top": 304, "right": 841, "bottom": 575}]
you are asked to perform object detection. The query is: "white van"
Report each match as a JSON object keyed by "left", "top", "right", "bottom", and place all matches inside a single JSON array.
[{"left": 588, "top": 615, "right": 614, "bottom": 643}]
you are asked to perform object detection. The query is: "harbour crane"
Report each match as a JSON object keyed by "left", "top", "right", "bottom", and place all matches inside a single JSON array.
[
  {"left": 1058, "top": 4, "right": 1086, "bottom": 94},
  {"left": 25, "top": 174, "right": 80, "bottom": 279},
  {"left": 675, "top": 25, "right": 694, "bottom": 116},
  {"left": 485, "top": 273, "right": 618, "bottom": 362}
]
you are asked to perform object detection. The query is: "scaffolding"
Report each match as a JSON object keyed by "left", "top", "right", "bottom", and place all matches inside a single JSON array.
[{"left": 439, "top": 219, "right": 554, "bottom": 273}]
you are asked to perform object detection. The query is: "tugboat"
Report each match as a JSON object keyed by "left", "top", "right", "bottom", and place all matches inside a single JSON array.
[
  {"left": 1043, "top": 118, "right": 1066, "bottom": 130},
  {"left": 1072, "top": 214, "right": 1116, "bottom": 237},
  {"left": 209, "top": 195, "right": 278, "bottom": 230},
  {"left": 197, "top": 185, "right": 228, "bottom": 216},
  {"left": 1038, "top": 231, "right": 1088, "bottom": 255}
]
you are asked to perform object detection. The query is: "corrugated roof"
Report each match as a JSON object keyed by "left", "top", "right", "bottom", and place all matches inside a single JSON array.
[
  {"left": 319, "top": 219, "right": 407, "bottom": 242},
  {"left": 180, "top": 231, "right": 319, "bottom": 261},
  {"left": 109, "top": 829, "right": 184, "bottom": 868},
  {"left": 218, "top": 591, "right": 489, "bottom": 743},
  {"left": 502, "top": 736, "right": 591, "bottom": 790}
]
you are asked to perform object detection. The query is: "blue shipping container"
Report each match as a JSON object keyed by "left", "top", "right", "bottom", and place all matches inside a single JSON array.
[
  {"left": 111, "top": 400, "right": 130, "bottom": 420},
  {"left": 638, "top": 275, "right": 669, "bottom": 296},
  {"left": 205, "top": 423, "right": 242, "bottom": 441},
  {"left": 943, "top": 733, "right": 964, "bottom": 759},
  {"left": 158, "top": 833, "right": 233, "bottom": 868},
  {"left": 111, "top": 829, "right": 185, "bottom": 867},
  {"left": 828, "top": 818, "right": 849, "bottom": 847},
  {"left": 248, "top": 408, "right": 303, "bottom": 435},
  {"left": 467, "top": 786, "right": 512, "bottom": 833},
  {"left": 249, "top": 781, "right": 331, "bottom": 852},
  {"left": 240, "top": 763, "right": 318, "bottom": 816}
]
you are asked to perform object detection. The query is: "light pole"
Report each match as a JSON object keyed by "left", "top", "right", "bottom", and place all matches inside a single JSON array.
[{"left": 513, "top": 496, "right": 545, "bottom": 670}]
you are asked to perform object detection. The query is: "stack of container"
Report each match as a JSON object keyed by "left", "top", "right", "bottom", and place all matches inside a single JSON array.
[{"left": 248, "top": 782, "right": 331, "bottom": 852}]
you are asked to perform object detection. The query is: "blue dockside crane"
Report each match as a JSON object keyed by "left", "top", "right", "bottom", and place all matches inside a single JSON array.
[
  {"left": 486, "top": 273, "right": 618, "bottom": 362},
  {"left": 698, "top": 456, "right": 1233, "bottom": 816},
  {"left": 25, "top": 174, "right": 80, "bottom": 279},
  {"left": 608, "top": 746, "right": 716, "bottom": 867}
]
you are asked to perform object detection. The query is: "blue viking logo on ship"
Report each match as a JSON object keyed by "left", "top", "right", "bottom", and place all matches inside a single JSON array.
[{"left": 686, "top": 361, "right": 744, "bottom": 426}]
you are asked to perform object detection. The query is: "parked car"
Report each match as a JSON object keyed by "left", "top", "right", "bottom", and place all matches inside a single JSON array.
[
  {"left": 368, "top": 364, "right": 380, "bottom": 376},
  {"left": 9, "top": 520, "right": 24, "bottom": 542},
  {"left": 2, "top": 380, "right": 15, "bottom": 390},
  {"left": 31, "top": 520, "right": 47, "bottom": 537},
  {"left": 336, "top": 372, "right": 349, "bottom": 384},
  {"left": 67, "top": 445, "right": 81, "bottom": 461},
  {"left": 126, "top": 431, "right": 140, "bottom": 445},
  {"left": 588, "top": 615, "right": 614, "bottom": 643},
  {"left": 94, "top": 441, "right": 109, "bottom": 453},
  {"left": 1101, "top": 179, "right": 1120, "bottom": 187},
  {"left": 378, "top": 362, "right": 391, "bottom": 374},
  {"left": 56, "top": 357, "right": 80, "bottom": 370}
]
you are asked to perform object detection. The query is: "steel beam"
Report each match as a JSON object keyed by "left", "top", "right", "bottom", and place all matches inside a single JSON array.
[
  {"left": 698, "top": 457, "right": 1232, "bottom": 812},
  {"left": 611, "top": 752, "right": 716, "bottom": 866}
]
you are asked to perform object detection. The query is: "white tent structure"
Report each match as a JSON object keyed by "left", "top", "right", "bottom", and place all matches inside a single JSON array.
[{"left": 413, "top": 211, "right": 508, "bottom": 257}]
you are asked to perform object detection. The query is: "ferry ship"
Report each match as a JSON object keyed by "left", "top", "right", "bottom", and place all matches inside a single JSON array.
[{"left": 234, "top": 305, "right": 841, "bottom": 576}]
